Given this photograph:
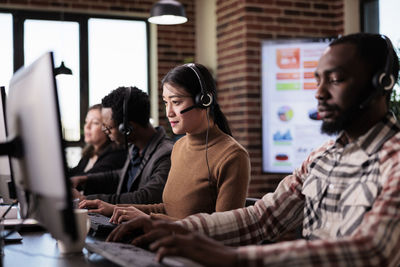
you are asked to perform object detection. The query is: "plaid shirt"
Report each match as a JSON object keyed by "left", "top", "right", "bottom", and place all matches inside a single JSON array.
[{"left": 179, "top": 113, "right": 400, "bottom": 266}]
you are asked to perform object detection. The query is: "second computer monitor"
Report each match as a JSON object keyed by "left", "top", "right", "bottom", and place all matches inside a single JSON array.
[{"left": 0, "top": 86, "right": 16, "bottom": 205}]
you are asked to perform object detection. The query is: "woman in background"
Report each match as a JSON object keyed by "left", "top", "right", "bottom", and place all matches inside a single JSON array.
[
  {"left": 69, "top": 104, "right": 126, "bottom": 176},
  {"left": 81, "top": 63, "right": 251, "bottom": 222}
]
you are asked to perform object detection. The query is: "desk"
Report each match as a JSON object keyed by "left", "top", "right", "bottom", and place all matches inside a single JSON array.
[
  {"left": 2, "top": 231, "right": 117, "bottom": 267},
  {"left": 2, "top": 230, "right": 202, "bottom": 267}
]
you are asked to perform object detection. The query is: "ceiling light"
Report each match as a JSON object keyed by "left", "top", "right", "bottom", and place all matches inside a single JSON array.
[{"left": 148, "top": 0, "right": 188, "bottom": 25}]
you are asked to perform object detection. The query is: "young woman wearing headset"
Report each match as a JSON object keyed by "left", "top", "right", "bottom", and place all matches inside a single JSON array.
[{"left": 81, "top": 63, "right": 251, "bottom": 222}]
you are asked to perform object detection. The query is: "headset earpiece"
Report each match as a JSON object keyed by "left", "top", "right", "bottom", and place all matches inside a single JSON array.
[
  {"left": 195, "top": 92, "right": 213, "bottom": 108},
  {"left": 186, "top": 63, "right": 214, "bottom": 109},
  {"left": 118, "top": 122, "right": 132, "bottom": 135},
  {"left": 372, "top": 35, "right": 395, "bottom": 93},
  {"left": 372, "top": 72, "right": 395, "bottom": 92},
  {"left": 118, "top": 87, "right": 134, "bottom": 136}
]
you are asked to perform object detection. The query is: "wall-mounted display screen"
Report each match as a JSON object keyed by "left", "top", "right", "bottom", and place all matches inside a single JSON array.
[{"left": 261, "top": 38, "right": 334, "bottom": 173}]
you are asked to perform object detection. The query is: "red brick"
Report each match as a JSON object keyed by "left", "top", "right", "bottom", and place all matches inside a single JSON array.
[{"left": 294, "top": 2, "right": 310, "bottom": 8}]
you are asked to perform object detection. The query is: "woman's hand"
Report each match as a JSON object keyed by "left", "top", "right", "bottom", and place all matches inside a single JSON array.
[
  {"left": 109, "top": 206, "right": 149, "bottom": 224},
  {"left": 79, "top": 199, "right": 115, "bottom": 217}
]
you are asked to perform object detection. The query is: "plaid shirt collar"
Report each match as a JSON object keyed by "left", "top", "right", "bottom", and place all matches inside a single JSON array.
[{"left": 333, "top": 113, "right": 400, "bottom": 156}]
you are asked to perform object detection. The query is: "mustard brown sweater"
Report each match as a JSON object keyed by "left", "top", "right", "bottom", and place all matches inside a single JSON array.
[{"left": 132, "top": 125, "right": 251, "bottom": 221}]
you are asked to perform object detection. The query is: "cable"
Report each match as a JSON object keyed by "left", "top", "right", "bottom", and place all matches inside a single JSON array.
[
  {"left": 124, "top": 134, "right": 129, "bottom": 151},
  {"left": 205, "top": 110, "right": 216, "bottom": 212},
  {"left": 205, "top": 110, "right": 211, "bottom": 179}
]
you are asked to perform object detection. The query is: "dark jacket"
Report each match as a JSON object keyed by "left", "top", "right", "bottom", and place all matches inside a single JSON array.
[
  {"left": 84, "top": 127, "right": 173, "bottom": 204},
  {"left": 68, "top": 142, "right": 126, "bottom": 177}
]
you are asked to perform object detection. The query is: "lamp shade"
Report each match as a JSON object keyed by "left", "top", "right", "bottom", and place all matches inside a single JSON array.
[{"left": 148, "top": 0, "right": 188, "bottom": 25}]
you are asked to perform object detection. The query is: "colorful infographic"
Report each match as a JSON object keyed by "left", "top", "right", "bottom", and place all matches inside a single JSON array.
[{"left": 261, "top": 39, "right": 333, "bottom": 173}]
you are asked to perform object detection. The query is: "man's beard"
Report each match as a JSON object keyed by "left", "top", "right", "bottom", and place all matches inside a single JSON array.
[{"left": 320, "top": 104, "right": 361, "bottom": 136}]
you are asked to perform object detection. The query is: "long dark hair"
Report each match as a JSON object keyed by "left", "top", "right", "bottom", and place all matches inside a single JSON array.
[{"left": 161, "top": 63, "right": 232, "bottom": 136}]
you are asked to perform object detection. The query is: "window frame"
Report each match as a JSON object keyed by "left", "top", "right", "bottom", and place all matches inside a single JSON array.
[
  {"left": 360, "top": 0, "right": 379, "bottom": 33},
  {"left": 0, "top": 8, "right": 150, "bottom": 148}
]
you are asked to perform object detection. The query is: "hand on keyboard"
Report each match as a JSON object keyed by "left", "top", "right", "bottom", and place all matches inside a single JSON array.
[
  {"left": 107, "top": 216, "right": 152, "bottom": 245},
  {"left": 106, "top": 216, "right": 189, "bottom": 248},
  {"left": 79, "top": 199, "right": 115, "bottom": 216},
  {"left": 109, "top": 206, "right": 149, "bottom": 224},
  {"left": 146, "top": 221, "right": 237, "bottom": 267}
]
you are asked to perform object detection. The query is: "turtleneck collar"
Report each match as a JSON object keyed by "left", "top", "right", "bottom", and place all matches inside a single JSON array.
[{"left": 185, "top": 124, "right": 225, "bottom": 149}]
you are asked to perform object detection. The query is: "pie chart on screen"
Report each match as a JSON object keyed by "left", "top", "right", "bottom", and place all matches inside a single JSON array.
[
  {"left": 277, "top": 106, "right": 294, "bottom": 122},
  {"left": 308, "top": 108, "right": 322, "bottom": 120}
]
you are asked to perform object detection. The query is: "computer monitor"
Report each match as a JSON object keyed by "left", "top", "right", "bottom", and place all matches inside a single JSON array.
[
  {"left": 0, "top": 52, "right": 77, "bottom": 241},
  {"left": 0, "top": 86, "right": 16, "bottom": 205}
]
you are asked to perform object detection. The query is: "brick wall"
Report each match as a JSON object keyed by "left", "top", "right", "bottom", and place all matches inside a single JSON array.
[{"left": 215, "top": 0, "right": 344, "bottom": 197}]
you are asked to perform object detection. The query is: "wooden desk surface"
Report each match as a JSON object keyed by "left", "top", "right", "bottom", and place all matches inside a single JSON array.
[{"left": 2, "top": 230, "right": 117, "bottom": 267}]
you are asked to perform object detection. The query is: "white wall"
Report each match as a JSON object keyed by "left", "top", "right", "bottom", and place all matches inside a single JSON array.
[{"left": 195, "top": 0, "right": 217, "bottom": 76}]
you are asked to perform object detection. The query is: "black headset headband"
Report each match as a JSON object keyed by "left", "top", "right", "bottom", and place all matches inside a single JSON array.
[
  {"left": 184, "top": 63, "right": 213, "bottom": 109},
  {"left": 375, "top": 35, "right": 395, "bottom": 91},
  {"left": 185, "top": 63, "right": 207, "bottom": 95},
  {"left": 382, "top": 35, "right": 394, "bottom": 77},
  {"left": 119, "top": 87, "right": 132, "bottom": 136}
]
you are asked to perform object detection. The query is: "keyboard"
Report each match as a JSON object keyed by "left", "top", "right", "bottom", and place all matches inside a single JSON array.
[
  {"left": 85, "top": 240, "right": 186, "bottom": 267},
  {"left": 88, "top": 213, "right": 117, "bottom": 237}
]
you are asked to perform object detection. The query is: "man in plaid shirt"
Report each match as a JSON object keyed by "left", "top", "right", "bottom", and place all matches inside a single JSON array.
[{"left": 108, "top": 33, "right": 400, "bottom": 266}]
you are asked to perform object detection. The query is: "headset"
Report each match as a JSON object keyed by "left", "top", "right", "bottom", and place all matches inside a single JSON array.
[
  {"left": 360, "top": 35, "right": 396, "bottom": 109},
  {"left": 180, "top": 63, "right": 214, "bottom": 114},
  {"left": 179, "top": 63, "right": 218, "bottom": 211},
  {"left": 373, "top": 35, "right": 396, "bottom": 92},
  {"left": 118, "top": 87, "right": 134, "bottom": 136}
]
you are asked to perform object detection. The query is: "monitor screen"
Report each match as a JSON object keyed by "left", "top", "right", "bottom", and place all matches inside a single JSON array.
[
  {"left": 0, "top": 86, "right": 16, "bottom": 204},
  {"left": 261, "top": 38, "right": 334, "bottom": 173},
  {"left": 5, "top": 52, "right": 77, "bottom": 241}
]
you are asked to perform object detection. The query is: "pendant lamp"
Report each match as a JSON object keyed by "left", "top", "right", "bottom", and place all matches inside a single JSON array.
[{"left": 148, "top": 0, "right": 188, "bottom": 25}]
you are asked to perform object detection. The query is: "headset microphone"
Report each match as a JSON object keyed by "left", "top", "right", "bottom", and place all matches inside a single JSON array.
[{"left": 180, "top": 105, "right": 196, "bottom": 114}]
